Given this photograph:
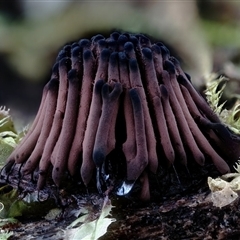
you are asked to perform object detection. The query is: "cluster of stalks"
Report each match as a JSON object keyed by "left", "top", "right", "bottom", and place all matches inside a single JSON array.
[{"left": 1, "top": 32, "right": 240, "bottom": 200}]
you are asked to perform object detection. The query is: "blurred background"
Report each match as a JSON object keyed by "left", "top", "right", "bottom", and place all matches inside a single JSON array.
[{"left": 0, "top": 0, "right": 240, "bottom": 129}]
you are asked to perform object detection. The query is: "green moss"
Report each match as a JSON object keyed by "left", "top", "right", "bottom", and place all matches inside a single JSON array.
[{"left": 202, "top": 20, "right": 240, "bottom": 48}]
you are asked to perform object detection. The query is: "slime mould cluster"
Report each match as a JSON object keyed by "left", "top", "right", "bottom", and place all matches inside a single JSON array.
[{"left": 1, "top": 32, "right": 240, "bottom": 200}]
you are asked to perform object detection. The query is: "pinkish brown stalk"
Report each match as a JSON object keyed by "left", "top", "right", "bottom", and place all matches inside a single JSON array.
[{"left": 67, "top": 49, "right": 95, "bottom": 176}]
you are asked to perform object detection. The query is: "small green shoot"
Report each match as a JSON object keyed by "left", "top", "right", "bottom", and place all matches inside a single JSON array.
[{"left": 205, "top": 75, "right": 240, "bottom": 134}]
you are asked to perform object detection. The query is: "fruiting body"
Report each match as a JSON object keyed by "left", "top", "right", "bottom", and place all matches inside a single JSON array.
[{"left": 2, "top": 32, "right": 240, "bottom": 200}]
